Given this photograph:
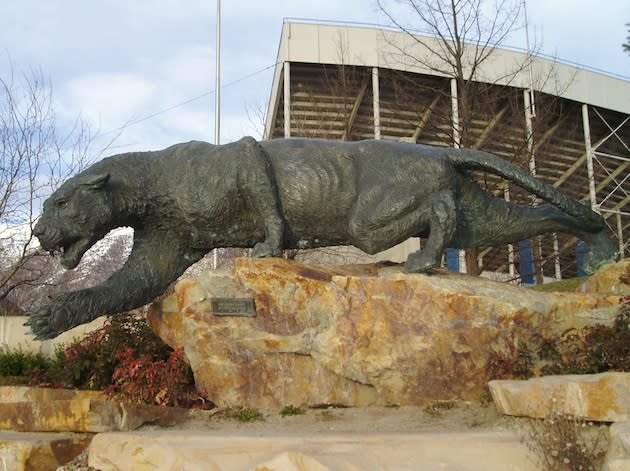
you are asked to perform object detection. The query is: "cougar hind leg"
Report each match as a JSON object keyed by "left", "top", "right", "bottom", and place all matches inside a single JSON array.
[
  {"left": 579, "top": 228, "right": 619, "bottom": 274},
  {"left": 348, "top": 191, "right": 424, "bottom": 255},
  {"left": 347, "top": 184, "right": 457, "bottom": 273},
  {"left": 405, "top": 191, "right": 457, "bottom": 273}
]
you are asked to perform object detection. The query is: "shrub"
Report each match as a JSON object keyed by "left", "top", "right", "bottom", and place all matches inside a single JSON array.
[
  {"left": 488, "top": 296, "right": 630, "bottom": 380},
  {"left": 525, "top": 410, "right": 608, "bottom": 471},
  {"left": 0, "top": 346, "right": 49, "bottom": 377},
  {"left": 104, "top": 347, "right": 211, "bottom": 409},
  {"left": 280, "top": 405, "right": 305, "bottom": 417},
  {"left": 486, "top": 334, "right": 535, "bottom": 380},
  {"left": 28, "top": 344, "right": 69, "bottom": 388},
  {"left": 51, "top": 311, "right": 173, "bottom": 390},
  {"left": 231, "top": 407, "right": 263, "bottom": 422}
]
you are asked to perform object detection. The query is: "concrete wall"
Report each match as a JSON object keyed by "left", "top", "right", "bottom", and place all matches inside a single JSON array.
[{"left": 0, "top": 316, "right": 107, "bottom": 356}]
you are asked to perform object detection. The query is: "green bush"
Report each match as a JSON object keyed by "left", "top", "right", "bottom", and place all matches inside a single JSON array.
[
  {"left": 280, "top": 405, "right": 305, "bottom": 417},
  {"left": 232, "top": 407, "right": 263, "bottom": 422},
  {"left": 0, "top": 346, "right": 49, "bottom": 377}
]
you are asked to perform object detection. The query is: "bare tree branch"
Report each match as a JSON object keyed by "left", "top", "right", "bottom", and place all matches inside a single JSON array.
[{"left": 0, "top": 65, "right": 97, "bottom": 304}]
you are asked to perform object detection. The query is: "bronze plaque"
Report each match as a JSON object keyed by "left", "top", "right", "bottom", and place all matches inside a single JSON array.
[{"left": 211, "top": 298, "right": 256, "bottom": 317}]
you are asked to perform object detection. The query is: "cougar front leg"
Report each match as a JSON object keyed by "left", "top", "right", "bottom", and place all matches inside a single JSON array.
[
  {"left": 235, "top": 137, "right": 285, "bottom": 258},
  {"left": 26, "top": 231, "right": 199, "bottom": 339}
]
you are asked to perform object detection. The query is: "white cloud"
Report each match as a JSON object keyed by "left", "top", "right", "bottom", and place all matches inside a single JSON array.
[
  {"left": 159, "top": 45, "right": 215, "bottom": 92},
  {"left": 59, "top": 73, "right": 156, "bottom": 132}
]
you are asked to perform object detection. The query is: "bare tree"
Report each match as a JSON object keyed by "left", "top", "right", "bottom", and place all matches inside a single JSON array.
[
  {"left": 376, "top": 0, "right": 543, "bottom": 276},
  {"left": 378, "top": 0, "right": 526, "bottom": 146},
  {"left": 0, "top": 66, "right": 93, "bottom": 304},
  {"left": 624, "top": 23, "right": 630, "bottom": 57}
]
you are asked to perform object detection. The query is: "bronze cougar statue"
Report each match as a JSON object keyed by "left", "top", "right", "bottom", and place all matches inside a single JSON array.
[{"left": 28, "top": 137, "right": 618, "bottom": 339}]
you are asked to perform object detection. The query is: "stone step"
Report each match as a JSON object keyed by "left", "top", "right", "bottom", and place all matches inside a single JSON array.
[
  {"left": 0, "top": 386, "right": 192, "bottom": 432},
  {"left": 489, "top": 372, "right": 630, "bottom": 422},
  {"left": 88, "top": 430, "right": 537, "bottom": 471},
  {"left": 0, "top": 430, "right": 92, "bottom": 471}
]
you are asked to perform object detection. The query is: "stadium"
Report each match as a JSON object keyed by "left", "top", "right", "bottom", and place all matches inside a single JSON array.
[{"left": 264, "top": 20, "right": 630, "bottom": 282}]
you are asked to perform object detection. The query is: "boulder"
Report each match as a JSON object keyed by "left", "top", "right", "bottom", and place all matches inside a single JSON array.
[
  {"left": 0, "top": 386, "right": 191, "bottom": 432},
  {"left": 0, "top": 431, "right": 91, "bottom": 471},
  {"left": 578, "top": 259, "right": 630, "bottom": 296},
  {"left": 148, "top": 258, "right": 621, "bottom": 409},
  {"left": 489, "top": 372, "right": 630, "bottom": 421}
]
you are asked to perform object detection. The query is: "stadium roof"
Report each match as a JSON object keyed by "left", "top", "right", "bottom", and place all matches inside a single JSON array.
[{"left": 266, "top": 20, "right": 630, "bottom": 137}]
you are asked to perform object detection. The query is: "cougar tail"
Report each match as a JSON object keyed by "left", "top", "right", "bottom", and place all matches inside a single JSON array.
[{"left": 446, "top": 148, "right": 604, "bottom": 232}]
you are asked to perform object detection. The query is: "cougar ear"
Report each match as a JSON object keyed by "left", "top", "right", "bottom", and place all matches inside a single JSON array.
[{"left": 80, "top": 173, "right": 110, "bottom": 191}]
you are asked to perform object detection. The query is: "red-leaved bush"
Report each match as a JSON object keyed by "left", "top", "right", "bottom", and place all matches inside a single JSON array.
[{"left": 104, "top": 347, "right": 212, "bottom": 409}]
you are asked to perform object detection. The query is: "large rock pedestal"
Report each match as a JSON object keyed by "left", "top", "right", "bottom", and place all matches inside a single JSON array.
[{"left": 147, "top": 258, "right": 621, "bottom": 409}]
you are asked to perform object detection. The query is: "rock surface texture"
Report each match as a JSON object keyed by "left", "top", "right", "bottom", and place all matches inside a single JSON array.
[{"left": 148, "top": 258, "right": 621, "bottom": 409}]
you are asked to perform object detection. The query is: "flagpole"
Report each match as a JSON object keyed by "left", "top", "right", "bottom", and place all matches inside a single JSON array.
[
  {"left": 214, "top": 0, "right": 221, "bottom": 145},
  {"left": 212, "top": 0, "right": 221, "bottom": 270}
]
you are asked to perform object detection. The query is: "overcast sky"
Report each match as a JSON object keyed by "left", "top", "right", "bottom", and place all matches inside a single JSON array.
[{"left": 2, "top": 0, "right": 629, "bottom": 157}]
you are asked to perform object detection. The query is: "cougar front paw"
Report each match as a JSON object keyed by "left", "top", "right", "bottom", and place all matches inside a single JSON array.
[
  {"left": 251, "top": 240, "right": 283, "bottom": 258},
  {"left": 25, "top": 294, "right": 78, "bottom": 340}
]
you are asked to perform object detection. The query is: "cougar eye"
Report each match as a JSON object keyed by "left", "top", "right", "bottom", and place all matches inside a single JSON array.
[{"left": 56, "top": 199, "right": 69, "bottom": 209}]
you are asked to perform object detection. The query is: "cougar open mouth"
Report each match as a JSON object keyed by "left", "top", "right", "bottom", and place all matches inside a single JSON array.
[{"left": 58, "top": 238, "right": 93, "bottom": 269}]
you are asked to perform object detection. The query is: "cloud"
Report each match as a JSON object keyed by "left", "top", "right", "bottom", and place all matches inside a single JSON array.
[
  {"left": 59, "top": 73, "right": 156, "bottom": 131},
  {"left": 158, "top": 45, "right": 215, "bottom": 92}
]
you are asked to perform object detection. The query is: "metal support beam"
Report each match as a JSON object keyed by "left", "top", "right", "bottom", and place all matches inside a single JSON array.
[
  {"left": 594, "top": 161, "right": 630, "bottom": 193},
  {"left": 341, "top": 76, "right": 369, "bottom": 141},
  {"left": 552, "top": 233, "right": 561, "bottom": 280},
  {"left": 597, "top": 169, "right": 630, "bottom": 208},
  {"left": 533, "top": 121, "right": 562, "bottom": 154},
  {"left": 473, "top": 105, "right": 508, "bottom": 149},
  {"left": 504, "top": 186, "right": 516, "bottom": 277},
  {"left": 283, "top": 62, "right": 291, "bottom": 138},
  {"left": 450, "top": 78, "right": 466, "bottom": 272},
  {"left": 372, "top": 67, "right": 381, "bottom": 140},
  {"left": 617, "top": 213, "right": 625, "bottom": 257},
  {"left": 554, "top": 154, "right": 586, "bottom": 189},
  {"left": 410, "top": 95, "right": 440, "bottom": 142},
  {"left": 450, "top": 79, "right": 461, "bottom": 148},
  {"left": 582, "top": 104, "right": 598, "bottom": 211},
  {"left": 524, "top": 90, "right": 545, "bottom": 283},
  {"left": 592, "top": 108, "right": 630, "bottom": 153},
  {"left": 524, "top": 89, "right": 536, "bottom": 175}
]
